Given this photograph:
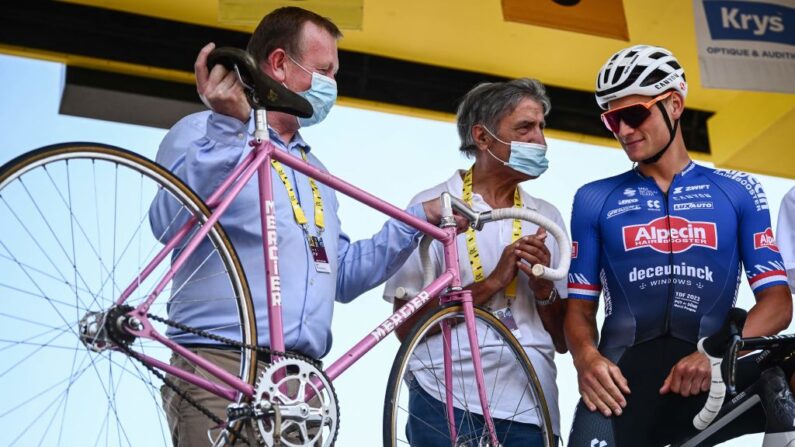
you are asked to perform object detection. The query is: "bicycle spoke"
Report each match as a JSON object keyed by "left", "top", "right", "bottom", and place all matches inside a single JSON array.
[
  {"left": 19, "top": 175, "right": 100, "bottom": 309},
  {"left": 0, "top": 146, "right": 254, "bottom": 446},
  {"left": 386, "top": 306, "right": 552, "bottom": 446},
  {"left": 0, "top": 257, "right": 99, "bottom": 301}
]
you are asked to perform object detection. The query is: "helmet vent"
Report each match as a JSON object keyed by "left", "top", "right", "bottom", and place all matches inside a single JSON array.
[
  {"left": 640, "top": 68, "right": 669, "bottom": 87},
  {"left": 611, "top": 66, "right": 626, "bottom": 85}
]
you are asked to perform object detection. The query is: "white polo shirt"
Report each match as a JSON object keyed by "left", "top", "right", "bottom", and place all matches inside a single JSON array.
[
  {"left": 778, "top": 186, "right": 795, "bottom": 293},
  {"left": 383, "top": 170, "right": 567, "bottom": 435}
]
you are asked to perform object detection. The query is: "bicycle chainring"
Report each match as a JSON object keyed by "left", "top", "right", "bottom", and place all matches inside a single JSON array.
[{"left": 253, "top": 357, "right": 339, "bottom": 447}]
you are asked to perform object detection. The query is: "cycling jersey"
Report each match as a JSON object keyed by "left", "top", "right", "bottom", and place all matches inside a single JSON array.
[{"left": 567, "top": 162, "right": 788, "bottom": 360}]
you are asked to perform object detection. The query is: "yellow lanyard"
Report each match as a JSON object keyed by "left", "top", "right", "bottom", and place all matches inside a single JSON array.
[
  {"left": 271, "top": 149, "right": 324, "bottom": 233},
  {"left": 463, "top": 167, "right": 523, "bottom": 298}
]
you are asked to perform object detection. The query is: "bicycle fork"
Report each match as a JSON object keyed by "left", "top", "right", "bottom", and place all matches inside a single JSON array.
[{"left": 438, "top": 192, "right": 501, "bottom": 447}]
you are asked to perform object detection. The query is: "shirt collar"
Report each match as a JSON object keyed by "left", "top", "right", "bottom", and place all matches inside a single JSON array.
[{"left": 244, "top": 114, "right": 312, "bottom": 153}]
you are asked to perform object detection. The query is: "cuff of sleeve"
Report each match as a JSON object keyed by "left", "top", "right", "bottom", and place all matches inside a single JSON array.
[
  {"left": 405, "top": 203, "right": 428, "bottom": 246},
  {"left": 206, "top": 113, "right": 250, "bottom": 146}
]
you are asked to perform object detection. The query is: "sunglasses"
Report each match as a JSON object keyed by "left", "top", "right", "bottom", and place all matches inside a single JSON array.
[{"left": 600, "top": 91, "right": 673, "bottom": 133}]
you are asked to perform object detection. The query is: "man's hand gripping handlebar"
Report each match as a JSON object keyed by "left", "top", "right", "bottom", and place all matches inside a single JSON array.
[
  {"left": 693, "top": 308, "right": 747, "bottom": 430},
  {"left": 401, "top": 192, "right": 571, "bottom": 295}
]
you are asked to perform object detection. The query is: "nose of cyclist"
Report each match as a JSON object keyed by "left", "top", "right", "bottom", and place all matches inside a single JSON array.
[{"left": 616, "top": 119, "right": 639, "bottom": 142}]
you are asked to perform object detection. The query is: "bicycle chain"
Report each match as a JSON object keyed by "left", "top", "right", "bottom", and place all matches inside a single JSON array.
[
  {"left": 110, "top": 335, "right": 252, "bottom": 445},
  {"left": 109, "top": 310, "right": 328, "bottom": 446}
]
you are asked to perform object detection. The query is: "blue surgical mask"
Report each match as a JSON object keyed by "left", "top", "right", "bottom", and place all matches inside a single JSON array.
[
  {"left": 287, "top": 55, "right": 337, "bottom": 128},
  {"left": 483, "top": 126, "right": 549, "bottom": 177}
]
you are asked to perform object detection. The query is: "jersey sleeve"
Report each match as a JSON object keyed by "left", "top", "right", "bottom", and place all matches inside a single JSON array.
[
  {"left": 567, "top": 186, "right": 603, "bottom": 300},
  {"left": 777, "top": 186, "right": 795, "bottom": 292},
  {"left": 733, "top": 174, "right": 789, "bottom": 293}
]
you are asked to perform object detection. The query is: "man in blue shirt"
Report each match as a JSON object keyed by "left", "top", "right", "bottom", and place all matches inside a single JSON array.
[{"left": 150, "top": 7, "right": 458, "bottom": 445}]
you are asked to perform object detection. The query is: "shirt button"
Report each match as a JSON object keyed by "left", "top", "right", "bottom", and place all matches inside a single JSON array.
[
  {"left": 310, "top": 279, "right": 315, "bottom": 286},
  {"left": 237, "top": 133, "right": 244, "bottom": 140}
]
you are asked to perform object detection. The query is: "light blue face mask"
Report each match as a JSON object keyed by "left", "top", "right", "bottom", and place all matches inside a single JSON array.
[
  {"left": 287, "top": 55, "right": 337, "bottom": 128},
  {"left": 483, "top": 126, "right": 549, "bottom": 177}
]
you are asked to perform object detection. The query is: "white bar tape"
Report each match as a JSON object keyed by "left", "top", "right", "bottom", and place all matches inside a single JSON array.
[{"left": 693, "top": 337, "right": 726, "bottom": 430}]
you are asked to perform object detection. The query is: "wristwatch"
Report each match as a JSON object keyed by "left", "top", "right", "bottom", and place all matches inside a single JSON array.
[{"left": 535, "top": 287, "right": 559, "bottom": 307}]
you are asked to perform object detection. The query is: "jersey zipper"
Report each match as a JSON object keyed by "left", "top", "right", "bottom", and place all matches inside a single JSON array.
[
  {"left": 661, "top": 178, "right": 678, "bottom": 336},
  {"left": 645, "top": 177, "right": 677, "bottom": 336}
]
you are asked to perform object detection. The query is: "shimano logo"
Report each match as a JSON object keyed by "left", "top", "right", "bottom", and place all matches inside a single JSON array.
[
  {"left": 623, "top": 216, "right": 718, "bottom": 253},
  {"left": 629, "top": 263, "right": 714, "bottom": 283},
  {"left": 721, "top": 6, "right": 785, "bottom": 36}
]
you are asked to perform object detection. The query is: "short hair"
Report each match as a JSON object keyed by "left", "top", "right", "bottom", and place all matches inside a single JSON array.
[
  {"left": 456, "top": 78, "right": 551, "bottom": 158},
  {"left": 247, "top": 6, "right": 342, "bottom": 65}
]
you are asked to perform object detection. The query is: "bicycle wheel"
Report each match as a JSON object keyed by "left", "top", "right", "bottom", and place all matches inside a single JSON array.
[
  {"left": 383, "top": 303, "right": 555, "bottom": 447},
  {"left": 0, "top": 143, "right": 257, "bottom": 446}
]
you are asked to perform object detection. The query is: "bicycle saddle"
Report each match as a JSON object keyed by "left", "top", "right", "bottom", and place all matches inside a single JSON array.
[{"left": 206, "top": 47, "right": 313, "bottom": 118}]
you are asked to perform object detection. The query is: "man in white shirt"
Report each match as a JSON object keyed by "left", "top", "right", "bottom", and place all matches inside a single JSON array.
[
  {"left": 779, "top": 186, "right": 795, "bottom": 293},
  {"left": 383, "top": 79, "right": 567, "bottom": 446}
]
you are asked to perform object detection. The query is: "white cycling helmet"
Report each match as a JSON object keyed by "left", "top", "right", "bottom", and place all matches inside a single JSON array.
[{"left": 595, "top": 44, "right": 687, "bottom": 110}]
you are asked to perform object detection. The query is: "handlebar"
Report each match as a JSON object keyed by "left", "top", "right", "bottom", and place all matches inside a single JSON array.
[
  {"left": 693, "top": 308, "right": 747, "bottom": 430},
  {"left": 413, "top": 193, "right": 571, "bottom": 291}
]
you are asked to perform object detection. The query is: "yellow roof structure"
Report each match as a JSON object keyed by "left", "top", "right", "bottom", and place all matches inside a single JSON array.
[{"left": 4, "top": 0, "right": 794, "bottom": 178}]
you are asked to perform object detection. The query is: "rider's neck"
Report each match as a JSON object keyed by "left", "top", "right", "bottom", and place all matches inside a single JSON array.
[{"left": 636, "top": 140, "right": 692, "bottom": 195}]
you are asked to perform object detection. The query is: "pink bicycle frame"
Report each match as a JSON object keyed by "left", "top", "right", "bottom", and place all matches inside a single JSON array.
[{"left": 116, "top": 108, "right": 502, "bottom": 444}]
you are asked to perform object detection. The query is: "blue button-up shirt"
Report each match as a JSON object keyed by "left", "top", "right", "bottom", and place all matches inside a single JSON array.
[{"left": 150, "top": 111, "right": 425, "bottom": 358}]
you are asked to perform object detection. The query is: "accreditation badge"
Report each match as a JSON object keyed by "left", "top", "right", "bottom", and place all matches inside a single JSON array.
[
  {"left": 308, "top": 235, "right": 331, "bottom": 273},
  {"left": 493, "top": 306, "right": 521, "bottom": 339}
]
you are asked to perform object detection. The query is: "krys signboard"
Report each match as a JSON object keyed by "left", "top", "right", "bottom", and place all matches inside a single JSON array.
[{"left": 693, "top": 0, "right": 795, "bottom": 93}]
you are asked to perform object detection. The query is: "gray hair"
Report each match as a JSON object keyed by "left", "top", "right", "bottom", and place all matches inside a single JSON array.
[{"left": 456, "top": 78, "right": 551, "bottom": 158}]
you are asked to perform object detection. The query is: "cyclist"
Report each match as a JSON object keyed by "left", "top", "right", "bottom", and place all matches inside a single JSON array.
[
  {"left": 149, "top": 7, "right": 462, "bottom": 445},
  {"left": 565, "top": 44, "right": 793, "bottom": 446},
  {"left": 778, "top": 186, "right": 795, "bottom": 293},
  {"left": 384, "top": 79, "right": 567, "bottom": 446}
]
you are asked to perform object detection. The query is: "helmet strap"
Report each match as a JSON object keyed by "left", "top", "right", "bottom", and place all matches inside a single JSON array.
[{"left": 641, "top": 101, "right": 679, "bottom": 165}]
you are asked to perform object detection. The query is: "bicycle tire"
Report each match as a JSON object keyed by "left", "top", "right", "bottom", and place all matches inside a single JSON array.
[
  {"left": 383, "top": 303, "right": 555, "bottom": 447},
  {"left": 0, "top": 143, "right": 258, "bottom": 446}
]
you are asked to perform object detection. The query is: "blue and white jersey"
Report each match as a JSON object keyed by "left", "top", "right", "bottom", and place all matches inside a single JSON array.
[{"left": 568, "top": 162, "right": 788, "bottom": 357}]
